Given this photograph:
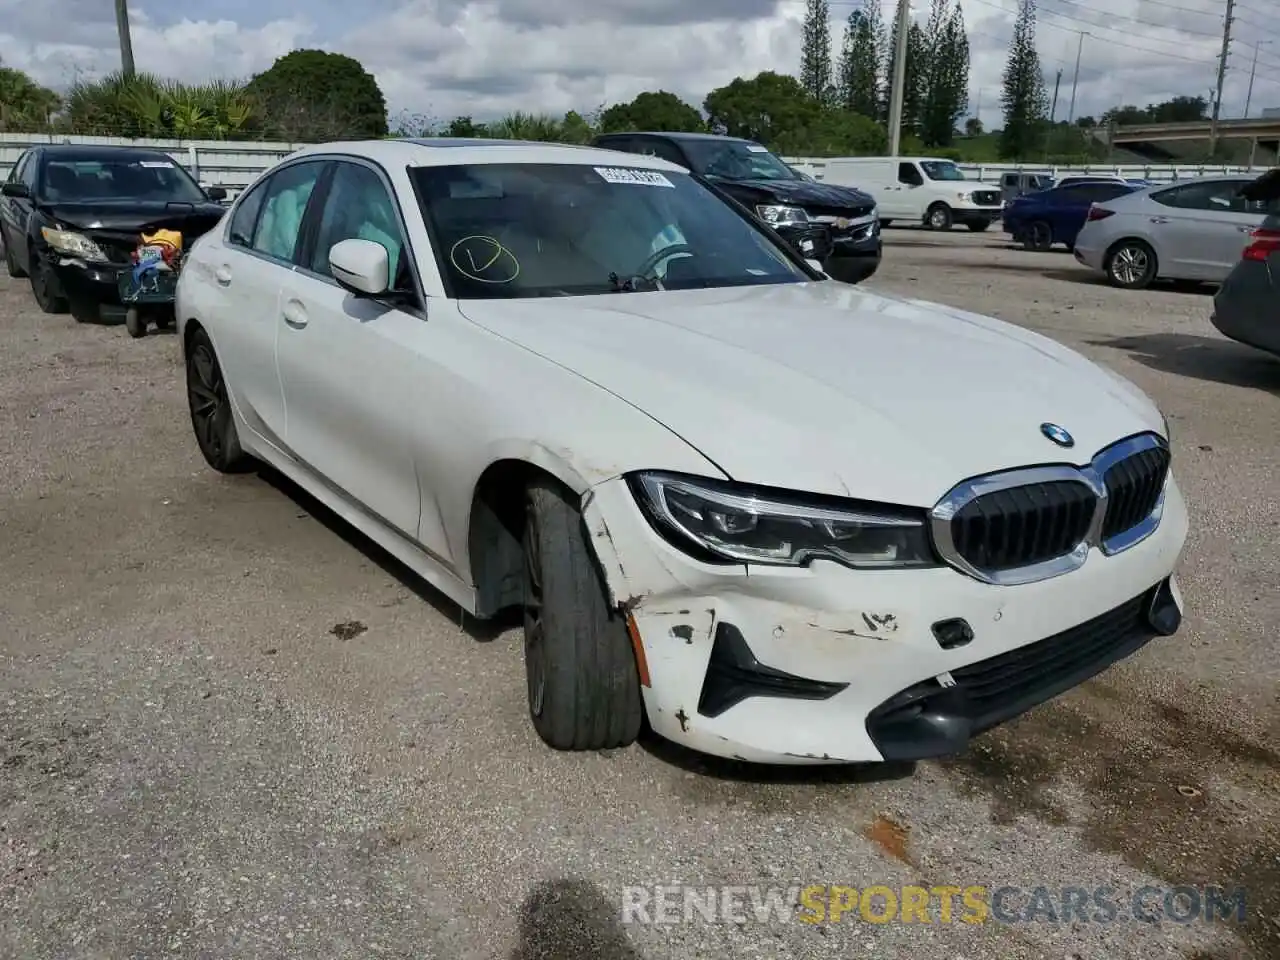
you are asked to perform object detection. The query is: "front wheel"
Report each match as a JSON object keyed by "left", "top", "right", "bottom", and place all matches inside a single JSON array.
[
  {"left": 29, "top": 256, "right": 67, "bottom": 314},
  {"left": 522, "top": 479, "right": 643, "bottom": 751},
  {"left": 3, "top": 229, "right": 26, "bottom": 278},
  {"left": 186, "top": 326, "right": 252, "bottom": 473},
  {"left": 1105, "top": 240, "right": 1157, "bottom": 289},
  {"left": 925, "top": 204, "right": 953, "bottom": 230},
  {"left": 125, "top": 308, "right": 147, "bottom": 337}
]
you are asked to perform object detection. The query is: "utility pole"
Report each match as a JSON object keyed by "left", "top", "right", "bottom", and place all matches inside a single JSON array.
[
  {"left": 115, "top": 0, "right": 136, "bottom": 78},
  {"left": 1244, "top": 40, "right": 1272, "bottom": 118},
  {"left": 1209, "top": 0, "right": 1235, "bottom": 157},
  {"left": 886, "top": 0, "right": 911, "bottom": 156},
  {"left": 1067, "top": 31, "right": 1087, "bottom": 125}
]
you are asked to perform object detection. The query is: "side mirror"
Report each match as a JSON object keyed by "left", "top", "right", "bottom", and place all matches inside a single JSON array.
[
  {"left": 805, "top": 258, "right": 826, "bottom": 276},
  {"left": 204, "top": 185, "right": 227, "bottom": 202},
  {"left": 329, "top": 238, "right": 389, "bottom": 297},
  {"left": 2, "top": 182, "right": 30, "bottom": 198}
]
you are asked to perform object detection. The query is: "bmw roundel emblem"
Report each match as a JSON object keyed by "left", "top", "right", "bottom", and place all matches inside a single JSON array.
[{"left": 1040, "top": 422, "right": 1075, "bottom": 448}]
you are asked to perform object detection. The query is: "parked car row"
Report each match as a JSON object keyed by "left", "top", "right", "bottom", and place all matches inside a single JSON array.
[
  {"left": 1, "top": 133, "right": 1197, "bottom": 767},
  {"left": 996, "top": 166, "right": 1280, "bottom": 360}
]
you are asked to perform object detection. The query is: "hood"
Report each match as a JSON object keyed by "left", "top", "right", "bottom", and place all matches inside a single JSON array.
[
  {"left": 711, "top": 177, "right": 875, "bottom": 212},
  {"left": 459, "top": 283, "right": 1163, "bottom": 506},
  {"left": 40, "top": 200, "right": 226, "bottom": 237}
]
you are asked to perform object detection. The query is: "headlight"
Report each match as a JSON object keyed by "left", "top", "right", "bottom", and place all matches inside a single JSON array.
[
  {"left": 756, "top": 204, "right": 809, "bottom": 225},
  {"left": 956, "top": 191, "right": 972, "bottom": 202},
  {"left": 41, "top": 227, "right": 108, "bottom": 262},
  {"left": 628, "top": 472, "right": 936, "bottom": 569}
]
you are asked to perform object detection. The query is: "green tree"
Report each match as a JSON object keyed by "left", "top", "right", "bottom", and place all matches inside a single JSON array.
[
  {"left": 919, "top": 0, "right": 970, "bottom": 147},
  {"left": 999, "top": 0, "right": 1049, "bottom": 159},
  {"left": 245, "top": 49, "right": 387, "bottom": 141},
  {"left": 705, "top": 71, "right": 885, "bottom": 156},
  {"left": 800, "top": 0, "right": 835, "bottom": 105},
  {"left": 559, "top": 110, "right": 595, "bottom": 143},
  {"left": 837, "top": 3, "right": 884, "bottom": 120},
  {"left": 963, "top": 116, "right": 983, "bottom": 136},
  {"left": 0, "top": 62, "right": 61, "bottom": 130},
  {"left": 599, "top": 91, "right": 703, "bottom": 132},
  {"left": 445, "top": 116, "right": 487, "bottom": 137}
]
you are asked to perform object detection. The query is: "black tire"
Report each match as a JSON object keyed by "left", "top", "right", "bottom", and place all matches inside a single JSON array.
[
  {"left": 1024, "top": 220, "right": 1054, "bottom": 252},
  {"left": 185, "top": 326, "right": 251, "bottom": 473},
  {"left": 154, "top": 314, "right": 173, "bottom": 330},
  {"left": 3, "top": 229, "right": 26, "bottom": 279},
  {"left": 966, "top": 221, "right": 990, "bottom": 232},
  {"left": 29, "top": 255, "right": 67, "bottom": 314},
  {"left": 925, "top": 203, "right": 953, "bottom": 231},
  {"left": 1105, "top": 239, "right": 1157, "bottom": 290},
  {"left": 522, "top": 479, "right": 643, "bottom": 751},
  {"left": 125, "top": 307, "right": 147, "bottom": 338}
]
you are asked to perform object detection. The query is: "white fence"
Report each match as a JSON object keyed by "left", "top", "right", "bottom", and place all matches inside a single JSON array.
[{"left": 1, "top": 132, "right": 1272, "bottom": 196}]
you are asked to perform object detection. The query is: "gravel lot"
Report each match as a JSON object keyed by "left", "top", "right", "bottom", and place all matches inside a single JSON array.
[{"left": 2, "top": 228, "right": 1277, "bottom": 960}]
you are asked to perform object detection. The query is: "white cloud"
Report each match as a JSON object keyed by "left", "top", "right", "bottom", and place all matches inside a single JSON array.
[{"left": 1, "top": 0, "right": 1277, "bottom": 131}]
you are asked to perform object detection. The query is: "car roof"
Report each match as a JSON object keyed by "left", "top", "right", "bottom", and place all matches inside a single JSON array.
[
  {"left": 285, "top": 137, "right": 689, "bottom": 174},
  {"left": 35, "top": 144, "right": 178, "bottom": 162}
]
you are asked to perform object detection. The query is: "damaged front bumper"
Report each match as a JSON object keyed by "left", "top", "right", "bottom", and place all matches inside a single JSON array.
[{"left": 582, "top": 474, "right": 1189, "bottom": 765}]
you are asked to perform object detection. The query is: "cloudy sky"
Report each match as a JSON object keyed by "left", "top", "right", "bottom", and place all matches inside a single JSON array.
[{"left": 1, "top": 0, "right": 1278, "bottom": 129}]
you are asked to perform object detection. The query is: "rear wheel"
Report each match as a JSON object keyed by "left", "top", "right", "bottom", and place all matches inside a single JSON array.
[
  {"left": 1105, "top": 240, "right": 1157, "bottom": 289},
  {"left": 186, "top": 326, "right": 252, "bottom": 473},
  {"left": 29, "top": 255, "right": 67, "bottom": 314},
  {"left": 1024, "top": 220, "right": 1054, "bottom": 252},
  {"left": 522, "top": 479, "right": 643, "bottom": 751},
  {"left": 966, "top": 221, "right": 990, "bottom": 232}
]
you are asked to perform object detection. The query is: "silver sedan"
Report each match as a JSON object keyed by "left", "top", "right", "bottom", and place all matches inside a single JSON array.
[{"left": 1072, "top": 175, "right": 1277, "bottom": 289}]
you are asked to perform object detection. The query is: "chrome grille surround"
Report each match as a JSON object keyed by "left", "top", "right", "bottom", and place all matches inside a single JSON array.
[{"left": 929, "top": 432, "right": 1171, "bottom": 586}]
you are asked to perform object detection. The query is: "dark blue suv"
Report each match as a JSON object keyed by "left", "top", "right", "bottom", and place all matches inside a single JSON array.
[{"left": 1003, "top": 180, "right": 1139, "bottom": 252}]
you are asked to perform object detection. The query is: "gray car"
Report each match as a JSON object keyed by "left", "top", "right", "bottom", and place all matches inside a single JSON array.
[{"left": 1072, "top": 175, "right": 1278, "bottom": 289}]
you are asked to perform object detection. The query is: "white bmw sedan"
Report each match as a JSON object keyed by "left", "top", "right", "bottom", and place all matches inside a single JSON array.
[{"left": 177, "top": 138, "right": 1188, "bottom": 765}]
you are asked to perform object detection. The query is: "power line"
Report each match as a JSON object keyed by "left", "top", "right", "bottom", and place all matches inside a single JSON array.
[{"left": 965, "top": 0, "right": 1217, "bottom": 65}]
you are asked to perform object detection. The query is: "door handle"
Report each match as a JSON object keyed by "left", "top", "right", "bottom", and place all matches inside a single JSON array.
[
  {"left": 281, "top": 299, "right": 308, "bottom": 330},
  {"left": 1149, "top": 216, "right": 1168, "bottom": 224},
  {"left": 214, "top": 265, "right": 232, "bottom": 286}
]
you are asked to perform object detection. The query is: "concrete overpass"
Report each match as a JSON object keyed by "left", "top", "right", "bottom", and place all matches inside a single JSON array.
[{"left": 1104, "top": 117, "right": 1280, "bottom": 165}]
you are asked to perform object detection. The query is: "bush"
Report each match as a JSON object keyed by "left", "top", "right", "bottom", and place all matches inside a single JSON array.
[
  {"left": 244, "top": 49, "right": 388, "bottom": 141},
  {"left": 64, "top": 72, "right": 253, "bottom": 139}
]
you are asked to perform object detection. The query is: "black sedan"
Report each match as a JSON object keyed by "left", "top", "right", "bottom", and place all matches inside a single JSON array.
[
  {"left": 1210, "top": 167, "right": 1280, "bottom": 358},
  {"left": 592, "top": 131, "right": 881, "bottom": 284},
  {"left": 1, "top": 144, "right": 227, "bottom": 322}
]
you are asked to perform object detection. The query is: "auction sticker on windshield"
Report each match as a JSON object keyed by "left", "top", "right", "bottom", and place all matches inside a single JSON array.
[{"left": 594, "top": 167, "right": 674, "bottom": 187}]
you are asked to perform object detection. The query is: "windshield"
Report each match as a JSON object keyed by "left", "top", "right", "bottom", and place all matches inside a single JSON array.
[
  {"left": 680, "top": 141, "right": 799, "bottom": 182},
  {"left": 411, "top": 162, "right": 810, "bottom": 300},
  {"left": 40, "top": 155, "right": 207, "bottom": 203},
  {"left": 920, "top": 161, "right": 967, "bottom": 181}
]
